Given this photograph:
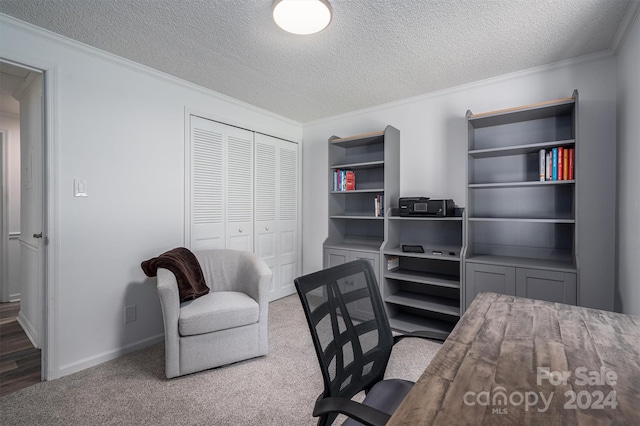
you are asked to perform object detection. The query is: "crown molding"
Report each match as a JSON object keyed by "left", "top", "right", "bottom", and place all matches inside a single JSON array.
[
  {"left": 612, "top": 0, "right": 640, "bottom": 55},
  {"left": 305, "top": 50, "right": 614, "bottom": 127}
]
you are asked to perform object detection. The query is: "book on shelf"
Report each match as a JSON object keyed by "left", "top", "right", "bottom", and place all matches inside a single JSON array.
[
  {"left": 332, "top": 169, "right": 356, "bottom": 191},
  {"left": 557, "top": 147, "right": 563, "bottom": 181},
  {"left": 374, "top": 194, "right": 384, "bottom": 217},
  {"left": 538, "top": 146, "right": 575, "bottom": 182},
  {"left": 345, "top": 170, "right": 355, "bottom": 190},
  {"left": 568, "top": 148, "right": 574, "bottom": 180}
]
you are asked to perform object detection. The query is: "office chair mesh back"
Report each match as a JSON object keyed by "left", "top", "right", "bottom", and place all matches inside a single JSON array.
[{"left": 295, "top": 260, "right": 395, "bottom": 425}]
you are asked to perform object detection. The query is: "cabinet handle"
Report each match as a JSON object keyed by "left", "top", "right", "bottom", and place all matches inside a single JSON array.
[
  {"left": 33, "top": 233, "right": 43, "bottom": 239},
  {"left": 238, "top": 228, "right": 243, "bottom": 233},
  {"left": 265, "top": 226, "right": 269, "bottom": 231}
]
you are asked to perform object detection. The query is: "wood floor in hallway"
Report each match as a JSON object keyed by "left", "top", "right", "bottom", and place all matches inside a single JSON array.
[{"left": 0, "top": 301, "right": 41, "bottom": 397}]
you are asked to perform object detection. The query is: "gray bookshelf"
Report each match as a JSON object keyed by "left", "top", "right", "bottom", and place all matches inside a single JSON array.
[
  {"left": 380, "top": 209, "right": 465, "bottom": 337},
  {"left": 323, "top": 126, "right": 400, "bottom": 288},
  {"left": 464, "top": 92, "right": 579, "bottom": 308}
]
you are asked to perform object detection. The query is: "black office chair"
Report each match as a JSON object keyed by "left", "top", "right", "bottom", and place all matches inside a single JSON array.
[{"left": 294, "top": 259, "right": 446, "bottom": 426}]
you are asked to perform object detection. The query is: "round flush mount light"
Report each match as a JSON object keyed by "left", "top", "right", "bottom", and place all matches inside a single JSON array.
[{"left": 272, "top": 0, "right": 332, "bottom": 35}]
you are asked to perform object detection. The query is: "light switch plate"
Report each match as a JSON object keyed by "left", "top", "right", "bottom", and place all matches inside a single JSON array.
[{"left": 74, "top": 179, "right": 88, "bottom": 197}]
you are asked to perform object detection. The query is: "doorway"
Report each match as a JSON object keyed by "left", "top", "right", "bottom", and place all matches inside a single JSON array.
[{"left": 0, "top": 60, "right": 45, "bottom": 394}]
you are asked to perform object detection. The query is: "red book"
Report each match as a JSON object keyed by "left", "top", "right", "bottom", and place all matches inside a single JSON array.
[
  {"left": 557, "top": 147, "right": 563, "bottom": 180},
  {"left": 568, "top": 148, "right": 574, "bottom": 180},
  {"left": 345, "top": 170, "right": 355, "bottom": 191}
]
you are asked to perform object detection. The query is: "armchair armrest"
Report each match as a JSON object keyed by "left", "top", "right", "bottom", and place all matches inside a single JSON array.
[
  {"left": 156, "top": 268, "right": 181, "bottom": 378},
  {"left": 313, "top": 396, "right": 390, "bottom": 426}
]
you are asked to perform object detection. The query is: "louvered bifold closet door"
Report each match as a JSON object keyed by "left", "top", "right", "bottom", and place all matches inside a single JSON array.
[
  {"left": 225, "top": 131, "right": 254, "bottom": 251},
  {"left": 255, "top": 133, "right": 299, "bottom": 301},
  {"left": 189, "top": 116, "right": 254, "bottom": 251}
]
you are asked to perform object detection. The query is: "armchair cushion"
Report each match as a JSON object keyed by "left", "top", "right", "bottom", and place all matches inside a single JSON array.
[{"left": 179, "top": 291, "right": 259, "bottom": 336}]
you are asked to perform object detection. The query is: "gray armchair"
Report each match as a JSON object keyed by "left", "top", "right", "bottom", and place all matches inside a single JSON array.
[{"left": 156, "top": 249, "right": 271, "bottom": 378}]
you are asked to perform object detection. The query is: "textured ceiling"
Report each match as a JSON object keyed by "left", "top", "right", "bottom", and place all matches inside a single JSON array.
[{"left": 0, "top": 0, "right": 635, "bottom": 122}]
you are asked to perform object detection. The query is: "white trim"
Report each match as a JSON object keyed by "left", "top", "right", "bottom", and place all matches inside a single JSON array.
[
  {"left": 612, "top": 0, "right": 640, "bottom": 55},
  {"left": 17, "top": 310, "right": 39, "bottom": 349},
  {"left": 58, "top": 334, "right": 164, "bottom": 378},
  {"left": 12, "top": 71, "right": 38, "bottom": 102},
  {"left": 0, "top": 14, "right": 301, "bottom": 129},
  {"left": 305, "top": 50, "right": 615, "bottom": 127},
  {"left": 0, "top": 129, "right": 8, "bottom": 302},
  {"left": 43, "top": 64, "right": 59, "bottom": 380}
]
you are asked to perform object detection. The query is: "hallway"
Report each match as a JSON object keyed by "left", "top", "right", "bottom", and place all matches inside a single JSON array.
[{"left": 0, "top": 301, "right": 41, "bottom": 396}]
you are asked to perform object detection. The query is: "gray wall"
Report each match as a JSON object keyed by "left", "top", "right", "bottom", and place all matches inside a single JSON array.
[{"left": 616, "top": 13, "right": 640, "bottom": 315}]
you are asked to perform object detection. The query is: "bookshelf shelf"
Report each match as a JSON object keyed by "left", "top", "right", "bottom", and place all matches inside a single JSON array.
[
  {"left": 330, "top": 214, "right": 384, "bottom": 220},
  {"left": 388, "top": 313, "right": 455, "bottom": 338},
  {"left": 469, "top": 139, "right": 575, "bottom": 158},
  {"left": 468, "top": 217, "right": 575, "bottom": 223},
  {"left": 330, "top": 188, "right": 385, "bottom": 194},
  {"left": 469, "top": 180, "right": 575, "bottom": 188},
  {"left": 331, "top": 160, "right": 385, "bottom": 170},
  {"left": 465, "top": 92, "right": 579, "bottom": 308}
]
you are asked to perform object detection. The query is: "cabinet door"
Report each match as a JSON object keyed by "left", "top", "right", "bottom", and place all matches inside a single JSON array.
[
  {"left": 348, "top": 251, "right": 379, "bottom": 321},
  {"left": 516, "top": 269, "right": 576, "bottom": 305},
  {"left": 465, "top": 262, "right": 516, "bottom": 308},
  {"left": 324, "top": 248, "right": 349, "bottom": 268}
]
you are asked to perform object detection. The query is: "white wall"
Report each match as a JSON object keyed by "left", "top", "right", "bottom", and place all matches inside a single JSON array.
[
  {"left": 616, "top": 12, "right": 640, "bottom": 315},
  {"left": 303, "top": 53, "right": 617, "bottom": 312},
  {"left": 0, "top": 112, "right": 21, "bottom": 301},
  {"left": 0, "top": 15, "right": 302, "bottom": 378}
]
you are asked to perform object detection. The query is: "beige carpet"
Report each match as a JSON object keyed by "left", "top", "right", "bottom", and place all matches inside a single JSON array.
[{"left": 0, "top": 295, "right": 442, "bottom": 425}]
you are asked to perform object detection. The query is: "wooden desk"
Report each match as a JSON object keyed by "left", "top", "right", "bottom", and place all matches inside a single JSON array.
[{"left": 388, "top": 292, "right": 640, "bottom": 425}]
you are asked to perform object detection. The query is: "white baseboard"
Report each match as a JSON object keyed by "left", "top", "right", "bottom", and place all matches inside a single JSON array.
[
  {"left": 16, "top": 311, "right": 39, "bottom": 349},
  {"left": 58, "top": 334, "right": 164, "bottom": 378}
]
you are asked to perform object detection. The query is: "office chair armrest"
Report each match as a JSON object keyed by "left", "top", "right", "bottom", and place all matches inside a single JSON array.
[
  {"left": 313, "top": 397, "right": 390, "bottom": 426},
  {"left": 393, "top": 329, "right": 448, "bottom": 345}
]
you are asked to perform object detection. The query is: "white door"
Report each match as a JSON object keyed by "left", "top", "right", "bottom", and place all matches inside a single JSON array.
[
  {"left": 254, "top": 134, "right": 298, "bottom": 301},
  {"left": 225, "top": 132, "right": 254, "bottom": 251},
  {"left": 189, "top": 116, "right": 253, "bottom": 251},
  {"left": 17, "top": 74, "right": 44, "bottom": 348}
]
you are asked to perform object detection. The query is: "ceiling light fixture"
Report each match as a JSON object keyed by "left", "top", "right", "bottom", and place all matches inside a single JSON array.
[{"left": 272, "top": 0, "right": 332, "bottom": 35}]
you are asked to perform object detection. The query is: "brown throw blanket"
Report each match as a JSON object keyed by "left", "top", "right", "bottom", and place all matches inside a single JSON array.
[{"left": 141, "top": 247, "right": 209, "bottom": 302}]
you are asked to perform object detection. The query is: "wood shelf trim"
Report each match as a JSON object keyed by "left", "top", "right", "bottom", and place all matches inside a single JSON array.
[
  {"left": 468, "top": 96, "right": 575, "bottom": 120},
  {"left": 330, "top": 130, "right": 385, "bottom": 144}
]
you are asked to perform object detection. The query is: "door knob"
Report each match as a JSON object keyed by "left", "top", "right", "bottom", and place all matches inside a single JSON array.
[{"left": 33, "top": 233, "right": 43, "bottom": 239}]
